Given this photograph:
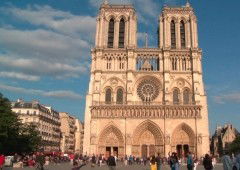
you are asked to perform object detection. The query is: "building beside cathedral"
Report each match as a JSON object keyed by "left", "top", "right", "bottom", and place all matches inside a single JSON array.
[
  {"left": 211, "top": 124, "right": 239, "bottom": 156},
  {"left": 83, "top": 1, "right": 210, "bottom": 158}
]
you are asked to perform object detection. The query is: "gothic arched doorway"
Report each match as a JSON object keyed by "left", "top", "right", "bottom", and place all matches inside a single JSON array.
[
  {"left": 98, "top": 125, "right": 124, "bottom": 158},
  {"left": 171, "top": 123, "right": 195, "bottom": 158},
  {"left": 132, "top": 120, "right": 164, "bottom": 157}
]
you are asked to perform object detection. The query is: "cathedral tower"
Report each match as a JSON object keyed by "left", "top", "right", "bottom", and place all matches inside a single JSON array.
[{"left": 83, "top": 2, "right": 210, "bottom": 158}]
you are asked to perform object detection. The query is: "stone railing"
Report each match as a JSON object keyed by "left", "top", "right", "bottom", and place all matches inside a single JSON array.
[{"left": 90, "top": 104, "right": 201, "bottom": 119}]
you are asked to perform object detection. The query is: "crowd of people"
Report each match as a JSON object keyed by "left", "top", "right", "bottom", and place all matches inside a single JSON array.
[{"left": 0, "top": 151, "right": 240, "bottom": 170}]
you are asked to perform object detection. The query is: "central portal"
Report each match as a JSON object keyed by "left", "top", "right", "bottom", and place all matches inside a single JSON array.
[
  {"left": 141, "top": 144, "right": 155, "bottom": 157},
  {"left": 106, "top": 147, "right": 118, "bottom": 157}
]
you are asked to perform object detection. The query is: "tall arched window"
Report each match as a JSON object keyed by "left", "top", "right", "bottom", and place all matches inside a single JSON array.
[
  {"left": 183, "top": 88, "right": 190, "bottom": 104},
  {"left": 107, "top": 18, "right": 115, "bottom": 48},
  {"left": 119, "top": 18, "right": 125, "bottom": 48},
  {"left": 180, "top": 20, "right": 186, "bottom": 48},
  {"left": 116, "top": 88, "right": 124, "bottom": 104},
  {"left": 173, "top": 88, "right": 180, "bottom": 104},
  {"left": 171, "top": 20, "right": 176, "bottom": 49},
  {"left": 105, "top": 88, "right": 112, "bottom": 104}
]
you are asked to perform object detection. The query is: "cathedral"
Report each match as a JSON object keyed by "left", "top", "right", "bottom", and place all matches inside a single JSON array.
[{"left": 83, "top": 1, "right": 210, "bottom": 158}]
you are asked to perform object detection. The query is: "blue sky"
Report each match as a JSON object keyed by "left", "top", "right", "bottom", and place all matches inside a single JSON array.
[{"left": 0, "top": 0, "right": 240, "bottom": 135}]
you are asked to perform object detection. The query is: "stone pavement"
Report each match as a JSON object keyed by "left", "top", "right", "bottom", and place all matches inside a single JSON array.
[{"left": 4, "top": 163, "right": 224, "bottom": 170}]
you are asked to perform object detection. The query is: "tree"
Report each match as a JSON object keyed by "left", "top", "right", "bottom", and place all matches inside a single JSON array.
[
  {"left": 229, "top": 136, "right": 240, "bottom": 154},
  {"left": 0, "top": 93, "right": 42, "bottom": 154}
]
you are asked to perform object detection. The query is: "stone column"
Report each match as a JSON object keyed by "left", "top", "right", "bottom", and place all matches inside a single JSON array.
[
  {"left": 114, "top": 20, "right": 120, "bottom": 48},
  {"left": 176, "top": 20, "right": 181, "bottom": 49}
]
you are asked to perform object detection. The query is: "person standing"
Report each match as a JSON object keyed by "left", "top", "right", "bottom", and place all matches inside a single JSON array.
[
  {"left": 107, "top": 154, "right": 116, "bottom": 170},
  {"left": 35, "top": 152, "right": 45, "bottom": 170},
  {"left": 156, "top": 153, "right": 162, "bottom": 170},
  {"left": 222, "top": 152, "right": 232, "bottom": 170},
  {"left": 203, "top": 154, "right": 213, "bottom": 170},
  {"left": 150, "top": 155, "right": 157, "bottom": 170},
  {"left": 0, "top": 154, "right": 5, "bottom": 170},
  {"left": 187, "top": 153, "right": 194, "bottom": 170}
]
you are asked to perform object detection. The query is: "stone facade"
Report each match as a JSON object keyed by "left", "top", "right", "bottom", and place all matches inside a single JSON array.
[
  {"left": 211, "top": 124, "right": 239, "bottom": 156},
  {"left": 75, "top": 120, "right": 84, "bottom": 154},
  {"left": 59, "top": 112, "right": 77, "bottom": 153},
  {"left": 12, "top": 99, "right": 61, "bottom": 152},
  {"left": 83, "top": 2, "right": 210, "bottom": 158}
]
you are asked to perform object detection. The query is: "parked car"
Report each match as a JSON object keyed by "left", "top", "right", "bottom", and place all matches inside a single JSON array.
[{"left": 4, "top": 156, "right": 13, "bottom": 167}]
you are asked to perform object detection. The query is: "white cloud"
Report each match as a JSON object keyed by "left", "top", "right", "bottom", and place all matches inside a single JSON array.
[
  {"left": 0, "top": 72, "right": 40, "bottom": 81},
  {"left": 0, "top": 83, "right": 82, "bottom": 100},
  {"left": 0, "top": 5, "right": 95, "bottom": 81},
  {"left": 214, "top": 92, "right": 240, "bottom": 104},
  {"left": 2, "top": 5, "right": 96, "bottom": 39}
]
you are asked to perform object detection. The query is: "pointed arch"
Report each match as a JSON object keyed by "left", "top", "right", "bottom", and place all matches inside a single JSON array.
[
  {"left": 118, "top": 18, "right": 125, "bottom": 48},
  {"left": 180, "top": 20, "right": 186, "bottom": 48},
  {"left": 173, "top": 88, "right": 180, "bottom": 104},
  {"left": 171, "top": 123, "right": 195, "bottom": 147},
  {"left": 183, "top": 88, "right": 191, "bottom": 104},
  {"left": 171, "top": 20, "right": 176, "bottom": 49},
  {"left": 98, "top": 124, "right": 124, "bottom": 146},
  {"left": 107, "top": 18, "right": 115, "bottom": 48},
  {"left": 105, "top": 87, "right": 112, "bottom": 104},
  {"left": 132, "top": 120, "right": 164, "bottom": 146},
  {"left": 116, "top": 88, "right": 124, "bottom": 104}
]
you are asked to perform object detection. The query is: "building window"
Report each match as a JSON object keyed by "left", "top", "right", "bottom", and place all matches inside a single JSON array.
[
  {"left": 171, "top": 20, "right": 176, "bottom": 49},
  {"left": 182, "top": 58, "right": 187, "bottom": 71},
  {"left": 172, "top": 58, "right": 177, "bottom": 71},
  {"left": 119, "top": 18, "right": 125, "bottom": 48},
  {"left": 105, "top": 88, "right": 112, "bottom": 104},
  {"left": 106, "top": 58, "right": 112, "bottom": 70},
  {"left": 180, "top": 20, "right": 186, "bottom": 48},
  {"left": 116, "top": 88, "right": 124, "bottom": 104},
  {"left": 173, "top": 88, "right": 180, "bottom": 104},
  {"left": 107, "top": 18, "right": 115, "bottom": 48},
  {"left": 183, "top": 88, "right": 190, "bottom": 104}
]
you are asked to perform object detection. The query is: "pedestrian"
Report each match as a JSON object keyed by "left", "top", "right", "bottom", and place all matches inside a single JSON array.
[
  {"left": 150, "top": 155, "right": 157, "bottom": 170},
  {"left": 222, "top": 151, "right": 232, "bottom": 170},
  {"left": 107, "top": 154, "right": 116, "bottom": 170},
  {"left": 124, "top": 155, "right": 128, "bottom": 166},
  {"left": 169, "top": 153, "right": 176, "bottom": 170},
  {"left": 193, "top": 159, "right": 199, "bottom": 170},
  {"left": 35, "top": 152, "right": 45, "bottom": 170},
  {"left": 156, "top": 153, "right": 162, "bottom": 170},
  {"left": 0, "top": 154, "right": 5, "bottom": 170},
  {"left": 91, "top": 154, "right": 96, "bottom": 167},
  {"left": 187, "top": 152, "right": 194, "bottom": 170},
  {"left": 203, "top": 154, "right": 213, "bottom": 170}
]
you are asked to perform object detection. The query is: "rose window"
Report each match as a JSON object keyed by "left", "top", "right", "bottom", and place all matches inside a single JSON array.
[{"left": 137, "top": 78, "right": 160, "bottom": 102}]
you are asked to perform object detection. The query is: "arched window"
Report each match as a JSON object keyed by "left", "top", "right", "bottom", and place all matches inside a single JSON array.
[
  {"left": 105, "top": 88, "right": 112, "bottom": 104},
  {"left": 173, "top": 88, "right": 180, "bottom": 104},
  {"left": 107, "top": 18, "right": 115, "bottom": 48},
  {"left": 171, "top": 20, "right": 176, "bottom": 49},
  {"left": 183, "top": 88, "right": 190, "bottom": 104},
  {"left": 180, "top": 20, "right": 186, "bottom": 48},
  {"left": 119, "top": 18, "right": 125, "bottom": 48},
  {"left": 116, "top": 88, "right": 124, "bottom": 104}
]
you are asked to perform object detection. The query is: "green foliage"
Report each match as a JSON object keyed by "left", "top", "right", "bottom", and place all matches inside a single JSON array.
[
  {"left": 229, "top": 136, "right": 240, "bottom": 154},
  {"left": 0, "top": 93, "right": 42, "bottom": 155}
]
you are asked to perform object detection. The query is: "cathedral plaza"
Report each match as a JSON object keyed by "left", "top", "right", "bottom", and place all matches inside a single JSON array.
[{"left": 83, "top": 1, "right": 210, "bottom": 159}]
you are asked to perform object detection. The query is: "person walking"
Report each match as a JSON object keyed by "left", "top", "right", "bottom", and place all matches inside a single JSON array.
[
  {"left": 222, "top": 152, "right": 232, "bottom": 170},
  {"left": 150, "top": 155, "right": 157, "bottom": 170},
  {"left": 107, "top": 154, "right": 116, "bottom": 170},
  {"left": 203, "top": 154, "right": 213, "bottom": 170},
  {"left": 35, "top": 152, "right": 45, "bottom": 170},
  {"left": 187, "top": 153, "right": 194, "bottom": 170},
  {"left": 0, "top": 154, "right": 5, "bottom": 170},
  {"left": 156, "top": 153, "right": 162, "bottom": 170}
]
